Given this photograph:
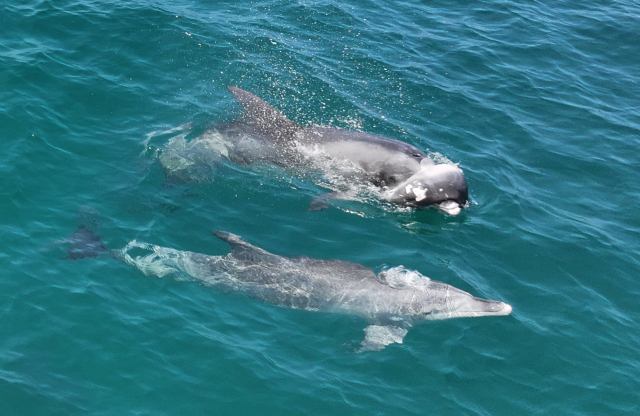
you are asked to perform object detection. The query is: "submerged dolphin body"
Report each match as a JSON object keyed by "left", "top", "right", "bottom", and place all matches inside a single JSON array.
[
  {"left": 159, "top": 87, "right": 468, "bottom": 215},
  {"left": 60, "top": 224, "right": 106, "bottom": 260},
  {"left": 105, "top": 230, "right": 511, "bottom": 350}
]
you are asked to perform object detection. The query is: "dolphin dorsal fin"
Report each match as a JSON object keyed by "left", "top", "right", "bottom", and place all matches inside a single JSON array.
[
  {"left": 213, "top": 230, "right": 276, "bottom": 263},
  {"left": 213, "top": 230, "right": 256, "bottom": 250},
  {"left": 227, "top": 86, "right": 300, "bottom": 142}
]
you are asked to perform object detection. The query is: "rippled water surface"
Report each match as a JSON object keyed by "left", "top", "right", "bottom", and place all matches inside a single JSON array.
[{"left": 1, "top": 0, "right": 639, "bottom": 414}]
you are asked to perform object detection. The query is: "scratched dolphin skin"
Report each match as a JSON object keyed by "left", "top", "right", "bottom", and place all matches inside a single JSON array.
[
  {"left": 159, "top": 87, "right": 469, "bottom": 215},
  {"left": 110, "top": 231, "right": 511, "bottom": 350}
]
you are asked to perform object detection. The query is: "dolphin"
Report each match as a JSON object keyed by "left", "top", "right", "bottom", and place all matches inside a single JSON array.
[
  {"left": 59, "top": 224, "right": 106, "bottom": 260},
  {"left": 72, "top": 230, "right": 509, "bottom": 351},
  {"left": 158, "top": 87, "right": 469, "bottom": 215}
]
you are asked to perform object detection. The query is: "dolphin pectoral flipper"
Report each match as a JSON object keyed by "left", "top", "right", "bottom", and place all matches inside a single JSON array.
[
  {"left": 308, "top": 191, "right": 342, "bottom": 211},
  {"left": 308, "top": 197, "right": 330, "bottom": 211},
  {"left": 227, "top": 86, "right": 300, "bottom": 142},
  {"left": 308, "top": 191, "right": 357, "bottom": 211},
  {"left": 360, "top": 325, "right": 409, "bottom": 352}
]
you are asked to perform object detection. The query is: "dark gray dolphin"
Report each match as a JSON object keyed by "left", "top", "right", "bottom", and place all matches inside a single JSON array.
[
  {"left": 60, "top": 225, "right": 106, "bottom": 260},
  {"left": 158, "top": 87, "right": 469, "bottom": 215},
  {"left": 111, "top": 231, "right": 511, "bottom": 350}
]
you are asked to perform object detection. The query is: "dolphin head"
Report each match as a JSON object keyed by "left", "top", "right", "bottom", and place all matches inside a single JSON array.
[
  {"left": 376, "top": 267, "right": 511, "bottom": 322},
  {"left": 384, "top": 159, "right": 468, "bottom": 215},
  {"left": 417, "top": 284, "right": 512, "bottom": 321}
]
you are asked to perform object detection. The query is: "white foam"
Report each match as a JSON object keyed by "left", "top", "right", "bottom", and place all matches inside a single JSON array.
[
  {"left": 118, "top": 240, "right": 180, "bottom": 278},
  {"left": 141, "top": 122, "right": 192, "bottom": 151}
]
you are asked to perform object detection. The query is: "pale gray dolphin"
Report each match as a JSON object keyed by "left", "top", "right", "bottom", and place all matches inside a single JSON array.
[
  {"left": 108, "top": 231, "right": 511, "bottom": 351},
  {"left": 158, "top": 87, "right": 469, "bottom": 215}
]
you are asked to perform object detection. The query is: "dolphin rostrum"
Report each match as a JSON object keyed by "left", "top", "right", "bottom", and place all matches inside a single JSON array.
[
  {"left": 158, "top": 87, "right": 469, "bottom": 215},
  {"left": 104, "top": 230, "right": 510, "bottom": 351}
]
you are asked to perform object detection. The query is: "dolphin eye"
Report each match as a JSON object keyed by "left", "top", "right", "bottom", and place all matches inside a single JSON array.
[{"left": 412, "top": 154, "right": 421, "bottom": 158}]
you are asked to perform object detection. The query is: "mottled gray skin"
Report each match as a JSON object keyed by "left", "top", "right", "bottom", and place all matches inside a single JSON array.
[
  {"left": 160, "top": 87, "right": 468, "bottom": 214},
  {"left": 118, "top": 231, "right": 511, "bottom": 350}
]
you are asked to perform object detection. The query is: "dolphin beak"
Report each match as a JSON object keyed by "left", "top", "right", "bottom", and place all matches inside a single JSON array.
[
  {"left": 500, "top": 303, "right": 513, "bottom": 315},
  {"left": 446, "top": 287, "right": 513, "bottom": 318},
  {"left": 482, "top": 300, "right": 512, "bottom": 316},
  {"left": 436, "top": 200, "right": 462, "bottom": 216},
  {"left": 458, "top": 297, "right": 513, "bottom": 317}
]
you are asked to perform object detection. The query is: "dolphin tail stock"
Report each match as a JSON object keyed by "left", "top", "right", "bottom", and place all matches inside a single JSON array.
[
  {"left": 62, "top": 224, "right": 107, "bottom": 260},
  {"left": 227, "top": 86, "right": 301, "bottom": 143}
]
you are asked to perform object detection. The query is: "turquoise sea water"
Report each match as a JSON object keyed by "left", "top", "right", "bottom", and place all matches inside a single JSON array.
[{"left": 1, "top": 0, "right": 639, "bottom": 414}]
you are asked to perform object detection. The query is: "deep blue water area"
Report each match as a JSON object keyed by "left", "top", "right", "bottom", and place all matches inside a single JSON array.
[{"left": 1, "top": 0, "right": 639, "bottom": 415}]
